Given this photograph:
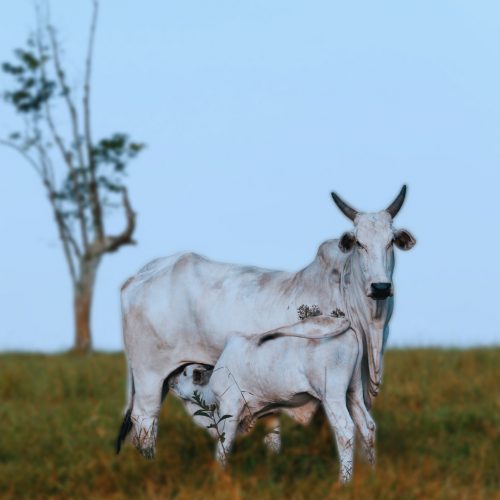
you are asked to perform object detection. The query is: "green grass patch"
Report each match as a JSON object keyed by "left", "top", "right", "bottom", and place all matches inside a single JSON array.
[{"left": 0, "top": 349, "right": 499, "bottom": 499}]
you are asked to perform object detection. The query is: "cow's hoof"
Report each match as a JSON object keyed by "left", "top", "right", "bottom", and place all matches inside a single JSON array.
[
  {"left": 131, "top": 415, "right": 158, "bottom": 459},
  {"left": 216, "top": 451, "right": 229, "bottom": 469},
  {"left": 366, "top": 447, "right": 376, "bottom": 467},
  {"left": 339, "top": 461, "right": 353, "bottom": 485},
  {"left": 361, "top": 437, "right": 376, "bottom": 466},
  {"left": 139, "top": 445, "right": 156, "bottom": 460}
]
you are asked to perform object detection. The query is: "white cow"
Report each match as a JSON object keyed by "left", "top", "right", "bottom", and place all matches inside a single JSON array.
[
  {"left": 169, "top": 315, "right": 375, "bottom": 484},
  {"left": 116, "top": 186, "right": 416, "bottom": 458}
]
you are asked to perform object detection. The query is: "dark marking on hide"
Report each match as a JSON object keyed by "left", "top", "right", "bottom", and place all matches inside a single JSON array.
[
  {"left": 255, "top": 393, "right": 315, "bottom": 417},
  {"left": 161, "top": 378, "right": 170, "bottom": 403},
  {"left": 258, "top": 332, "right": 283, "bottom": 345}
]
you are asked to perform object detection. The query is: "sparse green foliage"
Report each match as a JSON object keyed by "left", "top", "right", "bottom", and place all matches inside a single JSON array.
[
  {"left": 0, "top": 349, "right": 498, "bottom": 498},
  {"left": 2, "top": 46, "right": 55, "bottom": 113},
  {"left": 191, "top": 390, "right": 232, "bottom": 453}
]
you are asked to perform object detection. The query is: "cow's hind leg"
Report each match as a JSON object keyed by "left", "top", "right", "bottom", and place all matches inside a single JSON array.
[
  {"left": 130, "top": 369, "right": 166, "bottom": 459},
  {"left": 347, "top": 341, "right": 376, "bottom": 465},
  {"left": 347, "top": 390, "right": 376, "bottom": 466}
]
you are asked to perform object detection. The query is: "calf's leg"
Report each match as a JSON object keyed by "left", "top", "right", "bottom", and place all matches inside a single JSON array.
[
  {"left": 322, "top": 398, "right": 355, "bottom": 484},
  {"left": 262, "top": 415, "right": 281, "bottom": 453},
  {"left": 214, "top": 400, "right": 243, "bottom": 467}
]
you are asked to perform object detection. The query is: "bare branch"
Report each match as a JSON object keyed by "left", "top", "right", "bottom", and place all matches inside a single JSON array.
[
  {"left": 34, "top": 141, "right": 78, "bottom": 284},
  {"left": 84, "top": 0, "right": 98, "bottom": 157},
  {"left": 0, "top": 140, "right": 43, "bottom": 178},
  {"left": 42, "top": 97, "right": 90, "bottom": 252},
  {"left": 87, "top": 187, "right": 136, "bottom": 258},
  {"left": 36, "top": 19, "right": 90, "bottom": 252},
  {"left": 46, "top": 22, "right": 89, "bottom": 186},
  {"left": 35, "top": 141, "right": 82, "bottom": 263},
  {"left": 83, "top": 0, "right": 105, "bottom": 242},
  {"left": 106, "top": 187, "right": 137, "bottom": 251},
  {"left": 49, "top": 188, "right": 78, "bottom": 284}
]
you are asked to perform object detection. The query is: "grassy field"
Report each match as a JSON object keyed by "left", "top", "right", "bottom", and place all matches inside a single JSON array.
[{"left": 0, "top": 349, "right": 499, "bottom": 499}]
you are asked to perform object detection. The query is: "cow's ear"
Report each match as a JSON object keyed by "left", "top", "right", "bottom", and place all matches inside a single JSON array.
[
  {"left": 339, "top": 232, "right": 356, "bottom": 253},
  {"left": 192, "top": 368, "right": 211, "bottom": 385},
  {"left": 394, "top": 229, "right": 416, "bottom": 250}
]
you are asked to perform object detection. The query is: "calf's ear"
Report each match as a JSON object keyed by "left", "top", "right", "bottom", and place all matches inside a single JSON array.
[
  {"left": 339, "top": 232, "right": 356, "bottom": 253},
  {"left": 193, "top": 368, "right": 211, "bottom": 385},
  {"left": 394, "top": 229, "right": 416, "bottom": 250}
]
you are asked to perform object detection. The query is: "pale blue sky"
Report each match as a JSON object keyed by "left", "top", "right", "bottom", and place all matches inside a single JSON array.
[{"left": 0, "top": 1, "right": 499, "bottom": 351}]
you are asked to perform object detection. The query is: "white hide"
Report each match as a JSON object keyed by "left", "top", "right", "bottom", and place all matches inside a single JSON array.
[
  {"left": 171, "top": 316, "right": 375, "bottom": 484},
  {"left": 120, "top": 190, "right": 415, "bottom": 458}
]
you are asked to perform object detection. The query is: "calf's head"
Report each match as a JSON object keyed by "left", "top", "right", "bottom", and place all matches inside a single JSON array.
[
  {"left": 169, "top": 364, "right": 212, "bottom": 400},
  {"left": 331, "top": 185, "right": 416, "bottom": 300}
]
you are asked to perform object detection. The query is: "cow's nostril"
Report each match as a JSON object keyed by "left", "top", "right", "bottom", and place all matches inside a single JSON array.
[{"left": 371, "top": 283, "right": 391, "bottom": 292}]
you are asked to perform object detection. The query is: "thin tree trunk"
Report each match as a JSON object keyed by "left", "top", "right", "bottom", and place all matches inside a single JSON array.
[{"left": 73, "top": 258, "right": 99, "bottom": 353}]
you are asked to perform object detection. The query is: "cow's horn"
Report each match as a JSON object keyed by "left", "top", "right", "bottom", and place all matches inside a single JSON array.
[
  {"left": 385, "top": 185, "right": 407, "bottom": 218},
  {"left": 331, "top": 191, "right": 359, "bottom": 221}
]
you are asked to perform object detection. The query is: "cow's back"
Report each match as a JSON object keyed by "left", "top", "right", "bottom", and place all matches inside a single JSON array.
[{"left": 121, "top": 252, "right": 308, "bottom": 369}]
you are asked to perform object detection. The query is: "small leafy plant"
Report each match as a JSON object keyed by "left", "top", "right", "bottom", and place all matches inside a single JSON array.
[
  {"left": 297, "top": 304, "right": 322, "bottom": 320},
  {"left": 330, "top": 308, "right": 346, "bottom": 318},
  {"left": 191, "top": 390, "right": 233, "bottom": 460}
]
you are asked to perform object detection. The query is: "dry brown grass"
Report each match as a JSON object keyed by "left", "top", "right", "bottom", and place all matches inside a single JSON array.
[{"left": 0, "top": 349, "right": 499, "bottom": 499}]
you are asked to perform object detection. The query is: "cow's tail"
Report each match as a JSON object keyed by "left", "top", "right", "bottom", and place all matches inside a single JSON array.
[{"left": 115, "top": 366, "right": 135, "bottom": 455}]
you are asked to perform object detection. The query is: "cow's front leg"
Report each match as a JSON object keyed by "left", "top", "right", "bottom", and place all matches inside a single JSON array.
[
  {"left": 262, "top": 415, "right": 281, "bottom": 454},
  {"left": 323, "top": 398, "right": 355, "bottom": 484}
]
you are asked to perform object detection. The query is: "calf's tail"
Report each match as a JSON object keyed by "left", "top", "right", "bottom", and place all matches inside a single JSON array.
[
  {"left": 115, "top": 367, "right": 135, "bottom": 455},
  {"left": 258, "top": 320, "right": 351, "bottom": 346}
]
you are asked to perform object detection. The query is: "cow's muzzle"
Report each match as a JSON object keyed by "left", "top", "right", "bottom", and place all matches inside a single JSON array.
[{"left": 369, "top": 282, "right": 392, "bottom": 300}]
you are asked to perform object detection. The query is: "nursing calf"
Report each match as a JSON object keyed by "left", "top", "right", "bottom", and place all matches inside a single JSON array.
[{"left": 169, "top": 315, "right": 375, "bottom": 484}]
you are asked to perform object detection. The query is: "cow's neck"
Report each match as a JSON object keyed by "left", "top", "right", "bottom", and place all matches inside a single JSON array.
[{"left": 340, "top": 250, "right": 394, "bottom": 407}]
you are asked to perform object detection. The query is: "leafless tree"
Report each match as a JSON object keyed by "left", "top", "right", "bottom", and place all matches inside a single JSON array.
[{"left": 1, "top": 1, "right": 144, "bottom": 353}]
